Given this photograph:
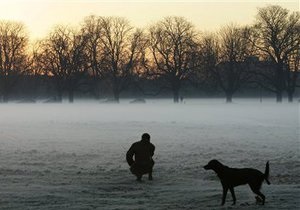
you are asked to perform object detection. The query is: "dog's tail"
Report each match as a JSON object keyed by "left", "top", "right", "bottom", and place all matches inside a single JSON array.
[{"left": 264, "top": 161, "right": 270, "bottom": 185}]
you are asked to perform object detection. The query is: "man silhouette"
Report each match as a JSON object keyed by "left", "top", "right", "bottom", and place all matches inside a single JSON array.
[{"left": 126, "top": 133, "right": 155, "bottom": 181}]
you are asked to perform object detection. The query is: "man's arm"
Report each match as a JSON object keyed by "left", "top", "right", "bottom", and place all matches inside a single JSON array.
[
  {"left": 150, "top": 144, "right": 155, "bottom": 157},
  {"left": 126, "top": 144, "right": 135, "bottom": 166}
]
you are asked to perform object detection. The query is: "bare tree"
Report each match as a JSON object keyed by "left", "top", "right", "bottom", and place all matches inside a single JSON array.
[
  {"left": 21, "top": 42, "right": 43, "bottom": 100},
  {"left": 250, "top": 5, "right": 300, "bottom": 102},
  {"left": 37, "top": 28, "right": 68, "bottom": 102},
  {"left": 100, "top": 17, "right": 145, "bottom": 102},
  {"left": 0, "top": 21, "right": 29, "bottom": 102},
  {"left": 199, "top": 25, "right": 254, "bottom": 103},
  {"left": 33, "top": 39, "right": 63, "bottom": 101},
  {"left": 37, "top": 26, "right": 88, "bottom": 103},
  {"left": 286, "top": 47, "right": 300, "bottom": 102},
  {"left": 193, "top": 34, "right": 219, "bottom": 96},
  {"left": 148, "top": 16, "right": 199, "bottom": 103},
  {"left": 81, "top": 15, "right": 104, "bottom": 99}
]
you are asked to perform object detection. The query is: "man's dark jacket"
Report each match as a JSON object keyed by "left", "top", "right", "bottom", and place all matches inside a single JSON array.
[{"left": 126, "top": 139, "right": 155, "bottom": 167}]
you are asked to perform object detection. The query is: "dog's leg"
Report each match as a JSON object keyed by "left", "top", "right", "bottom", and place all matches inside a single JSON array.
[
  {"left": 250, "top": 184, "right": 265, "bottom": 205},
  {"left": 221, "top": 186, "right": 228, "bottom": 205},
  {"left": 253, "top": 190, "right": 265, "bottom": 205},
  {"left": 229, "top": 187, "right": 236, "bottom": 205}
]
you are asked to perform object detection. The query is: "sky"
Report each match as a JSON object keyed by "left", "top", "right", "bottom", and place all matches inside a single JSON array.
[{"left": 0, "top": 0, "right": 298, "bottom": 40}]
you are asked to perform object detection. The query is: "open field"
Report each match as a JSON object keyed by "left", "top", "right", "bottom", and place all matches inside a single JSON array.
[{"left": 0, "top": 99, "right": 299, "bottom": 209}]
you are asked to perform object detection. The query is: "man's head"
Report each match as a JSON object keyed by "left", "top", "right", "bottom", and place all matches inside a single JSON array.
[{"left": 141, "top": 133, "right": 150, "bottom": 142}]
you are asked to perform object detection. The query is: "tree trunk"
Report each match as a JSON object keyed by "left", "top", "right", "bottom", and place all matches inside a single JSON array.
[
  {"left": 55, "top": 78, "right": 63, "bottom": 102},
  {"left": 225, "top": 92, "right": 233, "bottom": 103},
  {"left": 68, "top": 89, "right": 74, "bottom": 103},
  {"left": 113, "top": 89, "right": 120, "bottom": 103},
  {"left": 173, "top": 89, "right": 179, "bottom": 103},
  {"left": 172, "top": 79, "right": 180, "bottom": 103},
  {"left": 93, "top": 79, "right": 101, "bottom": 100},
  {"left": 286, "top": 71, "right": 296, "bottom": 103},
  {"left": 276, "top": 62, "right": 284, "bottom": 103}
]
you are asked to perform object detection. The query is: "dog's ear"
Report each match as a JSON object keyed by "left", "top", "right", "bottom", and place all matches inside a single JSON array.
[
  {"left": 209, "top": 159, "right": 218, "bottom": 165},
  {"left": 207, "top": 159, "right": 222, "bottom": 168}
]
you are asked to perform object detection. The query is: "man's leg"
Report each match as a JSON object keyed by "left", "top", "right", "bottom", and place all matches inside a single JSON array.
[
  {"left": 130, "top": 163, "right": 143, "bottom": 181},
  {"left": 148, "top": 160, "right": 154, "bottom": 180},
  {"left": 148, "top": 168, "right": 153, "bottom": 180},
  {"left": 136, "top": 174, "right": 142, "bottom": 181}
]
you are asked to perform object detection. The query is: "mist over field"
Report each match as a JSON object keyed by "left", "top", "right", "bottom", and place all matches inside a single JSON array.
[{"left": 0, "top": 99, "right": 298, "bottom": 209}]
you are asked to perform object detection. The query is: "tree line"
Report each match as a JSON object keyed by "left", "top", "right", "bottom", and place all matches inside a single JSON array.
[{"left": 0, "top": 5, "right": 299, "bottom": 103}]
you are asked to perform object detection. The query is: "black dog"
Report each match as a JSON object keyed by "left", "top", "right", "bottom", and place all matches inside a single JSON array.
[{"left": 204, "top": 160, "right": 270, "bottom": 205}]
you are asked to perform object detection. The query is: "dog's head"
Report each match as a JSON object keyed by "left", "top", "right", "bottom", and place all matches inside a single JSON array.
[{"left": 203, "top": 159, "right": 223, "bottom": 170}]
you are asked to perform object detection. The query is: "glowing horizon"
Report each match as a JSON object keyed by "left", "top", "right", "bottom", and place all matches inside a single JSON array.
[{"left": 0, "top": 0, "right": 298, "bottom": 41}]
